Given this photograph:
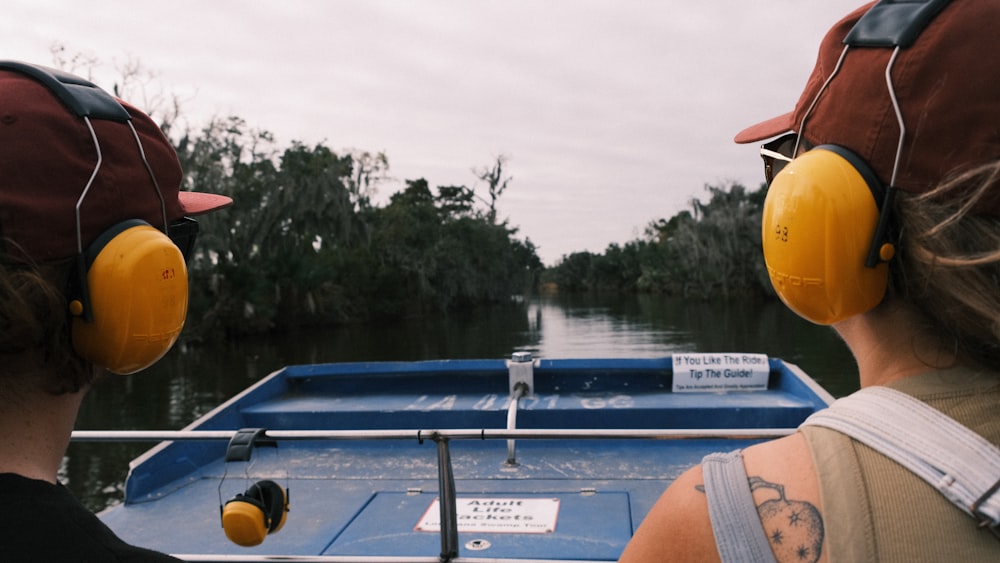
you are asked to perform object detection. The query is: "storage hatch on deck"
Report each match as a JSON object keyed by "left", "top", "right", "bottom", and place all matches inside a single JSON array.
[{"left": 327, "top": 491, "right": 632, "bottom": 560}]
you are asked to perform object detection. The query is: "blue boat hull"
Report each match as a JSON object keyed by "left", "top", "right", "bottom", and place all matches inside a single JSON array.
[{"left": 94, "top": 355, "right": 833, "bottom": 561}]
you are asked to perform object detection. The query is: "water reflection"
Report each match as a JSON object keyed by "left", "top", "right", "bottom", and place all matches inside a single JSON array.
[
  {"left": 519, "top": 294, "right": 856, "bottom": 397},
  {"left": 519, "top": 294, "right": 694, "bottom": 358},
  {"left": 69, "top": 294, "right": 856, "bottom": 512}
]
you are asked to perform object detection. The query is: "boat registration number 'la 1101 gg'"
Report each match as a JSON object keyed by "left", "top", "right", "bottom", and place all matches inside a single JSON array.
[
  {"left": 415, "top": 498, "right": 560, "bottom": 534},
  {"left": 671, "top": 353, "right": 770, "bottom": 392}
]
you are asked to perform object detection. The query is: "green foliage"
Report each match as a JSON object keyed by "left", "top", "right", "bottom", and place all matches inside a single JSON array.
[
  {"left": 545, "top": 182, "right": 772, "bottom": 300},
  {"left": 174, "top": 118, "right": 762, "bottom": 341},
  {"left": 174, "top": 121, "right": 542, "bottom": 339},
  {"left": 363, "top": 179, "right": 541, "bottom": 318},
  {"left": 51, "top": 52, "right": 767, "bottom": 338}
]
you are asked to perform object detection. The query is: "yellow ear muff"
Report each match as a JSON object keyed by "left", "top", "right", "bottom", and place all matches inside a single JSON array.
[
  {"left": 70, "top": 220, "right": 188, "bottom": 375},
  {"left": 222, "top": 480, "right": 289, "bottom": 547},
  {"left": 222, "top": 499, "right": 269, "bottom": 547},
  {"left": 761, "top": 146, "right": 889, "bottom": 325}
]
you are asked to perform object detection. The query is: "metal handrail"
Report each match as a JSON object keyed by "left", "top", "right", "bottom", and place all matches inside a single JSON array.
[
  {"left": 71, "top": 427, "right": 796, "bottom": 442},
  {"left": 173, "top": 555, "right": 610, "bottom": 563},
  {"left": 505, "top": 382, "right": 529, "bottom": 465}
]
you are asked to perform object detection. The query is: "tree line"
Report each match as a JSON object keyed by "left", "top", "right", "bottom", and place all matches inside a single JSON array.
[
  {"left": 174, "top": 117, "right": 543, "bottom": 341},
  {"left": 170, "top": 117, "right": 777, "bottom": 342},
  {"left": 542, "top": 183, "right": 774, "bottom": 301},
  {"left": 44, "top": 51, "right": 545, "bottom": 340},
  {"left": 170, "top": 112, "right": 776, "bottom": 342},
  {"left": 67, "top": 53, "right": 775, "bottom": 341}
]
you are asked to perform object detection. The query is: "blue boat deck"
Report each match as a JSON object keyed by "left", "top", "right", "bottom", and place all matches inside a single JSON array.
[
  {"left": 95, "top": 356, "right": 833, "bottom": 561},
  {"left": 237, "top": 358, "right": 820, "bottom": 430}
]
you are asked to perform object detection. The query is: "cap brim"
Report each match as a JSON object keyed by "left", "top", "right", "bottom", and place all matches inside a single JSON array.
[
  {"left": 734, "top": 111, "right": 795, "bottom": 144},
  {"left": 179, "top": 191, "right": 233, "bottom": 216}
]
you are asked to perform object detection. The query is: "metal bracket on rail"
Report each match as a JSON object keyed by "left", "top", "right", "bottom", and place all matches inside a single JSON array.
[
  {"left": 507, "top": 351, "right": 535, "bottom": 397},
  {"left": 505, "top": 352, "right": 535, "bottom": 466}
]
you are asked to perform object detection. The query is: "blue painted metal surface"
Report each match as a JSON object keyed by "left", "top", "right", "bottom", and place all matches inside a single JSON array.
[{"left": 96, "top": 355, "right": 833, "bottom": 561}]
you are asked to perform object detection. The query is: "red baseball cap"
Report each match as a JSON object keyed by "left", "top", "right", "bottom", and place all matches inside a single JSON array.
[
  {"left": 0, "top": 62, "right": 232, "bottom": 263},
  {"left": 735, "top": 0, "right": 1000, "bottom": 215}
]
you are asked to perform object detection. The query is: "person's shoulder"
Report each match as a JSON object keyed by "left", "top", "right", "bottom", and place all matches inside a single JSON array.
[
  {"left": 741, "top": 433, "right": 826, "bottom": 562},
  {"left": 618, "top": 433, "right": 825, "bottom": 563},
  {"left": 741, "top": 431, "right": 820, "bottom": 495},
  {"left": 0, "top": 474, "right": 181, "bottom": 562},
  {"left": 618, "top": 460, "right": 720, "bottom": 562}
]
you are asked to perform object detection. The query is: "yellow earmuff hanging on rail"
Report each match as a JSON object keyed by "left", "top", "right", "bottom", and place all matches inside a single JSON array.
[
  {"left": 218, "top": 428, "right": 291, "bottom": 547},
  {"left": 222, "top": 480, "right": 290, "bottom": 547},
  {"left": 761, "top": 145, "right": 893, "bottom": 325},
  {"left": 69, "top": 219, "right": 189, "bottom": 375}
]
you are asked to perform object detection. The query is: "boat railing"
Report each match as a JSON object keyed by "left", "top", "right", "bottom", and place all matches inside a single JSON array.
[
  {"left": 505, "top": 352, "right": 534, "bottom": 466},
  {"left": 74, "top": 426, "right": 794, "bottom": 563},
  {"left": 170, "top": 554, "right": 618, "bottom": 562},
  {"left": 505, "top": 381, "right": 529, "bottom": 466},
  {"left": 71, "top": 427, "right": 795, "bottom": 442}
]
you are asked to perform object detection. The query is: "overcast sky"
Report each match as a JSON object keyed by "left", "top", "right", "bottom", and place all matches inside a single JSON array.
[{"left": 3, "top": 0, "right": 864, "bottom": 265}]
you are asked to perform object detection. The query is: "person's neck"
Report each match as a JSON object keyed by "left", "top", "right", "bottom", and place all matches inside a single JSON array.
[
  {"left": 834, "top": 302, "right": 956, "bottom": 388},
  {"left": 0, "top": 386, "right": 87, "bottom": 483}
]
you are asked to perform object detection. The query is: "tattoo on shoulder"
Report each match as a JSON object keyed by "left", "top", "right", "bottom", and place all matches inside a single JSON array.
[{"left": 696, "top": 477, "right": 824, "bottom": 563}]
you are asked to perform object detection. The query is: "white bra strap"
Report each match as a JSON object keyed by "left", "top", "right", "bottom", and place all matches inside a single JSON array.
[
  {"left": 802, "top": 386, "right": 1000, "bottom": 534},
  {"left": 702, "top": 450, "right": 778, "bottom": 563}
]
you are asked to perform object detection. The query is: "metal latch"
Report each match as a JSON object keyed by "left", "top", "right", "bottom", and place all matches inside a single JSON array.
[{"left": 507, "top": 351, "right": 535, "bottom": 397}]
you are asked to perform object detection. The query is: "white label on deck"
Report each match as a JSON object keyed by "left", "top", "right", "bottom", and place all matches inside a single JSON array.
[
  {"left": 415, "top": 497, "right": 560, "bottom": 534},
  {"left": 672, "top": 353, "right": 769, "bottom": 392}
]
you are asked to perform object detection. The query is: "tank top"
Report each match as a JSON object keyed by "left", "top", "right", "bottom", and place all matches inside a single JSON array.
[{"left": 801, "top": 367, "right": 1000, "bottom": 562}]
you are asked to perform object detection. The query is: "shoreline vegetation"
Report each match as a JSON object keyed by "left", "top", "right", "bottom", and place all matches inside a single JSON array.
[
  {"left": 65, "top": 53, "right": 774, "bottom": 342},
  {"left": 177, "top": 115, "right": 774, "bottom": 342}
]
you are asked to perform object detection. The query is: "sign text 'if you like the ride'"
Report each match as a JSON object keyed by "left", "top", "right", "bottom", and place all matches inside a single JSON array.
[{"left": 671, "top": 353, "right": 770, "bottom": 392}]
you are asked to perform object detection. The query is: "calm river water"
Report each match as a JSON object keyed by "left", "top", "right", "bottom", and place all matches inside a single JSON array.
[{"left": 69, "top": 293, "right": 857, "bottom": 511}]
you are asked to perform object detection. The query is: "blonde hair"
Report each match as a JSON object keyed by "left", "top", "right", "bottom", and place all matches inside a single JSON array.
[{"left": 891, "top": 162, "right": 1000, "bottom": 369}]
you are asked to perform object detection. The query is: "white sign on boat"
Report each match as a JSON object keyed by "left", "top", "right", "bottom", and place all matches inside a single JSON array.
[
  {"left": 672, "top": 353, "right": 770, "bottom": 392},
  {"left": 415, "top": 497, "right": 560, "bottom": 534}
]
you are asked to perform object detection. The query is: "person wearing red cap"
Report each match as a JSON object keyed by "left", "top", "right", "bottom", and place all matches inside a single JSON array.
[
  {"left": 620, "top": 1, "right": 999, "bottom": 561},
  {"left": 0, "top": 61, "right": 231, "bottom": 560}
]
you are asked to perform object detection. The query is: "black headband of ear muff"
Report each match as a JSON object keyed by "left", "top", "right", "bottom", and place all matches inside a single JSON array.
[
  {"left": 0, "top": 61, "right": 131, "bottom": 121},
  {"left": 844, "top": 0, "right": 952, "bottom": 48}
]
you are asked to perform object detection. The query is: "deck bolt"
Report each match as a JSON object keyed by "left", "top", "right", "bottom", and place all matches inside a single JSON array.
[{"left": 465, "top": 539, "right": 492, "bottom": 551}]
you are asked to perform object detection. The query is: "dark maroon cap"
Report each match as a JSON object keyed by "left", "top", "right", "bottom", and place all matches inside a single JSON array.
[
  {"left": 735, "top": 0, "right": 1000, "bottom": 215},
  {"left": 0, "top": 63, "right": 232, "bottom": 262}
]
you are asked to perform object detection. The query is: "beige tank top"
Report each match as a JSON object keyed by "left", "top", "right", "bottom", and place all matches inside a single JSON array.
[{"left": 801, "top": 367, "right": 1000, "bottom": 562}]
